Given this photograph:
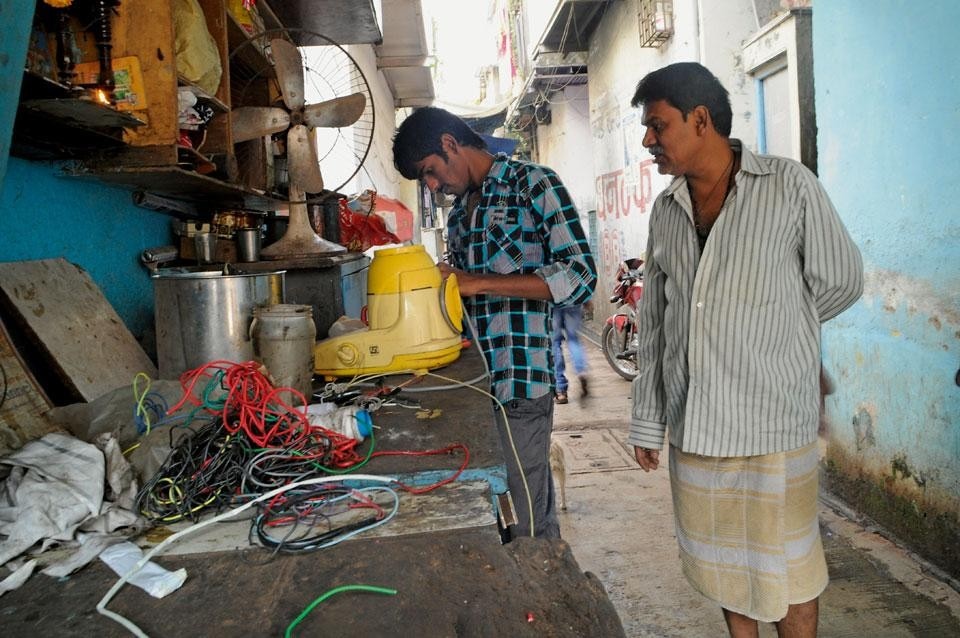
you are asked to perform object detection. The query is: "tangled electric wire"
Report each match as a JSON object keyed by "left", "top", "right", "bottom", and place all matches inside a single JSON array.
[
  {"left": 253, "top": 485, "right": 399, "bottom": 553},
  {"left": 137, "top": 361, "right": 470, "bottom": 533},
  {"left": 135, "top": 416, "right": 249, "bottom": 523}
]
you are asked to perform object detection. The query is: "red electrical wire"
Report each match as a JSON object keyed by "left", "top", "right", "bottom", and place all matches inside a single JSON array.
[
  {"left": 168, "top": 361, "right": 470, "bottom": 492},
  {"left": 167, "top": 360, "right": 360, "bottom": 454},
  {"left": 372, "top": 443, "right": 470, "bottom": 494}
]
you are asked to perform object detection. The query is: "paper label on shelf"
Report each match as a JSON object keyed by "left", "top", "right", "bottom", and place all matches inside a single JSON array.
[{"left": 74, "top": 56, "right": 148, "bottom": 112}]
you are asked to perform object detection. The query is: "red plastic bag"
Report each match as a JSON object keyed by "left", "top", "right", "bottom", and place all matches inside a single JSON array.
[{"left": 338, "top": 192, "right": 402, "bottom": 252}]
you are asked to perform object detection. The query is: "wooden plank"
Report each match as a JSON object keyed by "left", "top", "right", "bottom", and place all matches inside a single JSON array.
[
  {"left": 196, "top": 0, "right": 231, "bottom": 106},
  {"left": 87, "top": 144, "right": 180, "bottom": 169},
  {"left": 0, "top": 316, "right": 60, "bottom": 456},
  {"left": 112, "top": 0, "right": 178, "bottom": 147},
  {"left": 63, "top": 165, "right": 282, "bottom": 211},
  {"left": 0, "top": 259, "right": 157, "bottom": 402},
  {"left": 235, "top": 136, "right": 272, "bottom": 189},
  {"left": 196, "top": 0, "right": 236, "bottom": 161},
  {"left": 257, "top": 0, "right": 284, "bottom": 31},
  {"left": 155, "top": 480, "right": 496, "bottom": 556},
  {"left": 20, "top": 99, "right": 146, "bottom": 129}
]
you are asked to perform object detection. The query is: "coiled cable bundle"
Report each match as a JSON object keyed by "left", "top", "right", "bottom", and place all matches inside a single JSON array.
[
  {"left": 135, "top": 417, "right": 250, "bottom": 523},
  {"left": 253, "top": 485, "right": 399, "bottom": 554},
  {"left": 136, "top": 361, "right": 471, "bottom": 526}
]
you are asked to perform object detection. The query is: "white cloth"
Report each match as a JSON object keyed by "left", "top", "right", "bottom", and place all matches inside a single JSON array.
[
  {"left": 99, "top": 541, "right": 187, "bottom": 598},
  {"left": 0, "top": 433, "right": 144, "bottom": 586}
]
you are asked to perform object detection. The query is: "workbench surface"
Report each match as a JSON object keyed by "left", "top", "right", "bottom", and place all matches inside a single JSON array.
[
  {"left": 0, "top": 346, "right": 626, "bottom": 637},
  {"left": 1, "top": 529, "right": 625, "bottom": 637},
  {"left": 344, "top": 342, "right": 506, "bottom": 488}
]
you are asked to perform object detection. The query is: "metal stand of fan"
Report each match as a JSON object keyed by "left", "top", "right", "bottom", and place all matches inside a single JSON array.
[{"left": 260, "top": 185, "right": 346, "bottom": 259}]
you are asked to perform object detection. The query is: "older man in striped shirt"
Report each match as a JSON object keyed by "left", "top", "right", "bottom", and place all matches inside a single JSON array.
[{"left": 627, "top": 63, "right": 863, "bottom": 637}]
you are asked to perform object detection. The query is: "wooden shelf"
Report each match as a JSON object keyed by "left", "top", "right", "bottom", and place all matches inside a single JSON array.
[
  {"left": 226, "top": 21, "right": 279, "bottom": 105},
  {"left": 19, "top": 98, "right": 146, "bottom": 129},
  {"left": 17, "top": 0, "right": 291, "bottom": 215},
  {"left": 11, "top": 70, "right": 148, "bottom": 160},
  {"left": 62, "top": 165, "right": 283, "bottom": 212},
  {"left": 19, "top": 70, "right": 74, "bottom": 99},
  {"left": 258, "top": 0, "right": 284, "bottom": 31}
]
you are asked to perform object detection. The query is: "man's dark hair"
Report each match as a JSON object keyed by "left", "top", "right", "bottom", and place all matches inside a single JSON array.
[
  {"left": 630, "top": 62, "right": 733, "bottom": 137},
  {"left": 392, "top": 106, "right": 487, "bottom": 179}
]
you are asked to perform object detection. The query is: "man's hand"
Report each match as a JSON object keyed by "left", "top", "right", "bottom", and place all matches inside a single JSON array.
[
  {"left": 438, "top": 262, "right": 462, "bottom": 281},
  {"left": 437, "top": 263, "right": 552, "bottom": 300},
  {"left": 438, "top": 263, "right": 477, "bottom": 296},
  {"left": 633, "top": 446, "right": 660, "bottom": 472}
]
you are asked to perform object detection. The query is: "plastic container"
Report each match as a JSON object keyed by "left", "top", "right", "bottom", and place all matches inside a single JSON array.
[{"left": 305, "top": 403, "right": 373, "bottom": 441}]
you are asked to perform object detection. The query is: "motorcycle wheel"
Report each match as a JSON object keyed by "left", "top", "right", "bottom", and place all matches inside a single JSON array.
[{"left": 602, "top": 322, "right": 638, "bottom": 381}]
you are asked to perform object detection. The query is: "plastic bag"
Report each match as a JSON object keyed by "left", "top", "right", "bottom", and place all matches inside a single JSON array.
[
  {"left": 173, "top": 0, "right": 223, "bottom": 95},
  {"left": 338, "top": 192, "right": 402, "bottom": 252}
]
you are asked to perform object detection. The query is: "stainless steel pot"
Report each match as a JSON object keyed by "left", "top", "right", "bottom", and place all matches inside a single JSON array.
[{"left": 152, "top": 269, "right": 285, "bottom": 379}]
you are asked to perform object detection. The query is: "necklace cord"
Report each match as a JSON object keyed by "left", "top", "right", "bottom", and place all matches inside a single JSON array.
[{"left": 691, "top": 152, "right": 736, "bottom": 232}]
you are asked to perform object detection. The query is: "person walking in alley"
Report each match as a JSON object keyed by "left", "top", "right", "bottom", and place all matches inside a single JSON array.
[
  {"left": 626, "top": 63, "right": 863, "bottom": 636},
  {"left": 552, "top": 303, "right": 590, "bottom": 404},
  {"left": 392, "top": 107, "right": 597, "bottom": 541}
]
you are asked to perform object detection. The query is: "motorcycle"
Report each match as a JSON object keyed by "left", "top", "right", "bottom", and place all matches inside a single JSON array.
[{"left": 601, "top": 257, "right": 644, "bottom": 380}]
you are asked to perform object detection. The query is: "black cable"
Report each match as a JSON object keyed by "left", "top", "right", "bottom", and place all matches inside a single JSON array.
[
  {"left": 255, "top": 513, "right": 378, "bottom": 553},
  {"left": 136, "top": 417, "right": 251, "bottom": 523},
  {"left": 0, "top": 360, "right": 7, "bottom": 410},
  {"left": 241, "top": 437, "right": 337, "bottom": 493},
  {"left": 252, "top": 486, "right": 380, "bottom": 554}
]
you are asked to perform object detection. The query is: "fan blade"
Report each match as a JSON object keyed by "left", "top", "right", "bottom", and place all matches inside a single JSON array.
[
  {"left": 287, "top": 124, "right": 324, "bottom": 193},
  {"left": 270, "top": 38, "right": 305, "bottom": 111},
  {"left": 231, "top": 107, "right": 290, "bottom": 143},
  {"left": 303, "top": 93, "right": 367, "bottom": 128}
]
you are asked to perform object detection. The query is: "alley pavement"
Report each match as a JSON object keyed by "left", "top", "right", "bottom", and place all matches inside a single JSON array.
[{"left": 552, "top": 326, "right": 960, "bottom": 637}]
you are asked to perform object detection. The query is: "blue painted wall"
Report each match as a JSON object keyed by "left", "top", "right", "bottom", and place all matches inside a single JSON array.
[
  {"left": 815, "top": 3, "right": 960, "bottom": 568},
  {"left": 0, "top": 3, "right": 171, "bottom": 350},
  {"left": 0, "top": 0, "right": 34, "bottom": 181},
  {"left": 0, "top": 159, "right": 172, "bottom": 344}
]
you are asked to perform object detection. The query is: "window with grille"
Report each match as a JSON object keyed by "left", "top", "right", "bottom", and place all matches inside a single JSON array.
[{"left": 639, "top": 0, "right": 674, "bottom": 48}]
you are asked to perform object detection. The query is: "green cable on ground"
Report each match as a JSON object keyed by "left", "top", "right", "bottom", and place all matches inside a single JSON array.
[{"left": 284, "top": 584, "right": 397, "bottom": 637}]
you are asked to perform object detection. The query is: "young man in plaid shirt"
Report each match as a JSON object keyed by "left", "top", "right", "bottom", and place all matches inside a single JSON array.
[{"left": 393, "top": 107, "right": 597, "bottom": 540}]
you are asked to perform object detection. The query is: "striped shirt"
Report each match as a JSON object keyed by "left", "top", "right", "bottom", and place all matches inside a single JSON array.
[
  {"left": 447, "top": 154, "right": 597, "bottom": 402},
  {"left": 628, "top": 141, "right": 863, "bottom": 457}
]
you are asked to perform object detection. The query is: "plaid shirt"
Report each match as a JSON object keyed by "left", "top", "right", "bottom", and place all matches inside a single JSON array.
[{"left": 447, "top": 154, "right": 596, "bottom": 401}]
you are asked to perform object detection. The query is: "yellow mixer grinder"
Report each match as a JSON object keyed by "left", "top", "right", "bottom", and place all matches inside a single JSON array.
[{"left": 314, "top": 245, "right": 464, "bottom": 376}]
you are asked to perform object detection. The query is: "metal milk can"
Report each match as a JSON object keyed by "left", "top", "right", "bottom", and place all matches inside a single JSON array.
[{"left": 250, "top": 304, "right": 317, "bottom": 406}]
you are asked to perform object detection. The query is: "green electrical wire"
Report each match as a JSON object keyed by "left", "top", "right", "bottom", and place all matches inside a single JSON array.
[
  {"left": 133, "top": 372, "right": 153, "bottom": 434},
  {"left": 284, "top": 584, "right": 398, "bottom": 637}
]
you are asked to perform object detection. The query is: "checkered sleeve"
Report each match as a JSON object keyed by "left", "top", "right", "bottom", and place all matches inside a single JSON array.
[{"left": 528, "top": 167, "right": 597, "bottom": 306}]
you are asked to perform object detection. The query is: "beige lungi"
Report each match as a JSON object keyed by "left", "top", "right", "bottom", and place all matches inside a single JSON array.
[{"left": 668, "top": 441, "right": 828, "bottom": 622}]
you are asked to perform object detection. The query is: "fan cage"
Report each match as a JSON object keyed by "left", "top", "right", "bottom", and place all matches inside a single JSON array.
[{"left": 229, "top": 28, "right": 376, "bottom": 202}]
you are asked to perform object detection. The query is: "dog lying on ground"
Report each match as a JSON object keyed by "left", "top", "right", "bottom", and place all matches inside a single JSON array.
[{"left": 550, "top": 438, "right": 568, "bottom": 511}]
